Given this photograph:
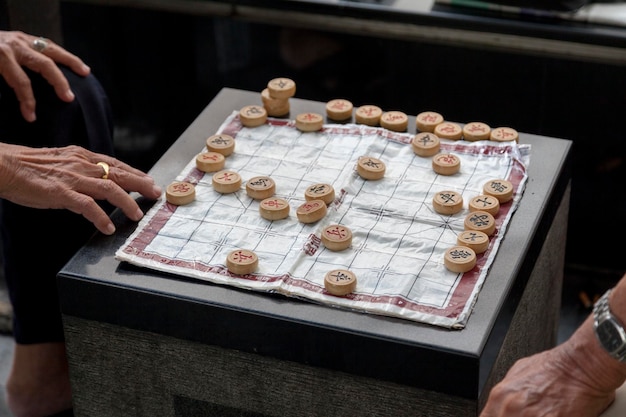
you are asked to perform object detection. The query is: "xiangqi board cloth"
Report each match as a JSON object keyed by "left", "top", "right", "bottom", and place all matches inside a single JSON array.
[{"left": 116, "top": 111, "right": 531, "bottom": 329}]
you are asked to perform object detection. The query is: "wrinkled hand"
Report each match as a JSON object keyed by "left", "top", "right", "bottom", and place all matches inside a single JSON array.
[
  {"left": 0, "top": 143, "right": 162, "bottom": 235},
  {"left": 480, "top": 316, "right": 623, "bottom": 417},
  {"left": 0, "top": 30, "right": 91, "bottom": 122}
]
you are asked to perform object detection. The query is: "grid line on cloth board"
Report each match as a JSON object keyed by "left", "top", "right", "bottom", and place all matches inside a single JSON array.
[{"left": 116, "top": 111, "right": 530, "bottom": 329}]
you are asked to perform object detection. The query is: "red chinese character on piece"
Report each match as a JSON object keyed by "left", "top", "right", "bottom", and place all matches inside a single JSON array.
[
  {"left": 439, "top": 154, "right": 457, "bottom": 165},
  {"left": 304, "top": 201, "right": 321, "bottom": 211},
  {"left": 201, "top": 154, "right": 219, "bottom": 161},
  {"left": 467, "top": 123, "right": 486, "bottom": 133},
  {"left": 173, "top": 183, "right": 191, "bottom": 193},
  {"left": 326, "top": 226, "right": 346, "bottom": 239},
  {"left": 265, "top": 199, "right": 282, "bottom": 208},
  {"left": 219, "top": 172, "right": 235, "bottom": 182},
  {"left": 303, "top": 113, "right": 318, "bottom": 121},
  {"left": 384, "top": 113, "right": 404, "bottom": 122},
  {"left": 331, "top": 101, "right": 348, "bottom": 110},
  {"left": 362, "top": 106, "right": 376, "bottom": 116},
  {"left": 421, "top": 113, "right": 437, "bottom": 123},
  {"left": 440, "top": 124, "right": 457, "bottom": 134},
  {"left": 234, "top": 250, "right": 253, "bottom": 262},
  {"left": 496, "top": 128, "right": 514, "bottom": 139}
]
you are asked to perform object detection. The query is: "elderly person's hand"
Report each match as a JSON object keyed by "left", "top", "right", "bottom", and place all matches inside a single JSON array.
[
  {"left": 0, "top": 30, "right": 91, "bottom": 122},
  {"left": 480, "top": 273, "right": 626, "bottom": 417},
  {"left": 0, "top": 143, "right": 162, "bottom": 235},
  {"left": 480, "top": 340, "right": 615, "bottom": 417}
]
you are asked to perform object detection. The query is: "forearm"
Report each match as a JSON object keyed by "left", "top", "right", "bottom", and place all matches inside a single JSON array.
[{"left": 0, "top": 143, "right": 27, "bottom": 199}]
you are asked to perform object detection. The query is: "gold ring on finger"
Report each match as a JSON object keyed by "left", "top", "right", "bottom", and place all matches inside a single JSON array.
[{"left": 96, "top": 162, "right": 110, "bottom": 180}]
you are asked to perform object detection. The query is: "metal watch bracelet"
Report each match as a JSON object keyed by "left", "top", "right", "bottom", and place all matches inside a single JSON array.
[{"left": 593, "top": 289, "right": 626, "bottom": 363}]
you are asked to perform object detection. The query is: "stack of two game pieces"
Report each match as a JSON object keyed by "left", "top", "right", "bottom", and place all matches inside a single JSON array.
[
  {"left": 239, "top": 77, "right": 296, "bottom": 128},
  {"left": 261, "top": 77, "right": 296, "bottom": 117}
]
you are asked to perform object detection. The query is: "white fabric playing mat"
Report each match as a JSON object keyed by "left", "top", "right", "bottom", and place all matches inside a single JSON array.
[{"left": 116, "top": 111, "right": 531, "bottom": 329}]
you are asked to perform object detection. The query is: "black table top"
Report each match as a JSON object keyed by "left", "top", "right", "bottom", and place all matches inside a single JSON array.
[{"left": 58, "top": 87, "right": 572, "bottom": 399}]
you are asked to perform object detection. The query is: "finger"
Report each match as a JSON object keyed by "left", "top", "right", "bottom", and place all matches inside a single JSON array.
[
  {"left": 67, "top": 178, "right": 147, "bottom": 234},
  {"left": 86, "top": 154, "right": 162, "bottom": 199},
  {"left": 43, "top": 146, "right": 161, "bottom": 198},
  {"left": 65, "top": 191, "right": 117, "bottom": 235},
  {"left": 0, "top": 44, "right": 37, "bottom": 121},
  {"left": 37, "top": 41, "right": 91, "bottom": 77},
  {"left": 22, "top": 51, "right": 75, "bottom": 102},
  {"left": 85, "top": 177, "right": 147, "bottom": 222},
  {"left": 40, "top": 163, "right": 153, "bottom": 235},
  {"left": 89, "top": 153, "right": 151, "bottom": 178},
  {"left": 19, "top": 36, "right": 87, "bottom": 103},
  {"left": 102, "top": 164, "right": 163, "bottom": 199},
  {"left": 0, "top": 36, "right": 74, "bottom": 116}
]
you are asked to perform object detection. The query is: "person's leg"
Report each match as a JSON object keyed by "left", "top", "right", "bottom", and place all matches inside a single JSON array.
[
  {"left": 6, "top": 343, "right": 72, "bottom": 417},
  {"left": 2, "top": 205, "right": 94, "bottom": 417},
  {"left": 0, "top": 66, "right": 114, "bottom": 417}
]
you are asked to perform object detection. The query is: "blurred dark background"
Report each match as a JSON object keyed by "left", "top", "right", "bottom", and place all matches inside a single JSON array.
[{"left": 4, "top": 2, "right": 626, "bottom": 290}]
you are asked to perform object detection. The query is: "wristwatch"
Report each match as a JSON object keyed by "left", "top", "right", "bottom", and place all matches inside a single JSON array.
[{"left": 593, "top": 289, "right": 626, "bottom": 363}]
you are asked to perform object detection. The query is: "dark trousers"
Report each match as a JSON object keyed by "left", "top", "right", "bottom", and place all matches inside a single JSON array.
[{"left": 0, "top": 67, "right": 114, "bottom": 343}]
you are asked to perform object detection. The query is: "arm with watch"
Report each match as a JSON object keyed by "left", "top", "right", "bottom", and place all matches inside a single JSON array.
[{"left": 480, "top": 272, "right": 626, "bottom": 417}]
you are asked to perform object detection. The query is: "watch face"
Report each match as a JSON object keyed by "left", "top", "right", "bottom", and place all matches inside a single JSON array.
[{"left": 598, "top": 320, "right": 624, "bottom": 352}]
